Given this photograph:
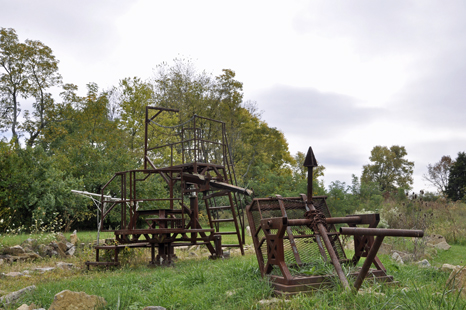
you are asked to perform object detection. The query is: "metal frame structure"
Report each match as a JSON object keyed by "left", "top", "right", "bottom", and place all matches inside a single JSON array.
[
  {"left": 85, "top": 107, "right": 251, "bottom": 268},
  {"left": 246, "top": 147, "right": 424, "bottom": 295}
]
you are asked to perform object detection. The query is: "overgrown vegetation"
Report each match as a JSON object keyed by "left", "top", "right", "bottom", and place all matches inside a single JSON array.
[{"left": 1, "top": 240, "right": 466, "bottom": 309}]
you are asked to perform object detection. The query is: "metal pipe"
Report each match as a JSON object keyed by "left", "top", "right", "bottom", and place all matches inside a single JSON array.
[
  {"left": 286, "top": 216, "right": 362, "bottom": 226},
  {"left": 340, "top": 227, "right": 424, "bottom": 237},
  {"left": 354, "top": 235, "right": 384, "bottom": 291}
]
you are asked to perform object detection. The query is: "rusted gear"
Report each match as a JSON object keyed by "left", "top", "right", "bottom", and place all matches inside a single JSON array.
[{"left": 304, "top": 209, "right": 328, "bottom": 233}]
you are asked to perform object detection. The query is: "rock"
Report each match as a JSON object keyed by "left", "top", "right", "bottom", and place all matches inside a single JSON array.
[
  {"left": 189, "top": 252, "right": 198, "bottom": 257},
  {"left": 56, "top": 246, "right": 67, "bottom": 258},
  {"left": 442, "top": 264, "right": 462, "bottom": 272},
  {"left": 66, "top": 246, "right": 76, "bottom": 256},
  {"left": 426, "top": 234, "right": 447, "bottom": 246},
  {"left": 258, "top": 298, "right": 290, "bottom": 305},
  {"left": 57, "top": 242, "right": 67, "bottom": 253},
  {"left": 56, "top": 262, "right": 74, "bottom": 270},
  {"left": 188, "top": 245, "right": 199, "bottom": 251},
  {"left": 246, "top": 226, "right": 252, "bottom": 237},
  {"left": 142, "top": 307, "right": 167, "bottom": 310},
  {"left": 56, "top": 233, "right": 67, "bottom": 243},
  {"left": 0, "top": 258, "right": 3, "bottom": 265},
  {"left": 391, "top": 252, "right": 404, "bottom": 264},
  {"left": 70, "top": 231, "right": 79, "bottom": 245},
  {"left": 0, "top": 285, "right": 36, "bottom": 305},
  {"left": 4, "top": 245, "right": 25, "bottom": 256},
  {"left": 392, "top": 250, "right": 414, "bottom": 262},
  {"left": 16, "top": 304, "right": 30, "bottom": 310},
  {"left": 21, "top": 252, "right": 41, "bottom": 260},
  {"left": 65, "top": 242, "right": 74, "bottom": 250},
  {"left": 36, "top": 244, "right": 48, "bottom": 256},
  {"left": 48, "top": 290, "right": 107, "bottom": 310},
  {"left": 4, "top": 272, "right": 24, "bottom": 277},
  {"left": 435, "top": 241, "right": 451, "bottom": 251},
  {"left": 417, "top": 259, "right": 431, "bottom": 267},
  {"left": 33, "top": 267, "right": 55, "bottom": 273},
  {"left": 447, "top": 266, "right": 466, "bottom": 299}
]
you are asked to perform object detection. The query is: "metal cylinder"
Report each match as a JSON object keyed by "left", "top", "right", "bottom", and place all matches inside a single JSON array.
[{"left": 340, "top": 227, "right": 424, "bottom": 237}]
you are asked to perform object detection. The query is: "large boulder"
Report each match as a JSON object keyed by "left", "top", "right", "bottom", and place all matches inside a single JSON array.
[
  {"left": 442, "top": 264, "right": 462, "bottom": 272},
  {"left": 435, "top": 241, "right": 451, "bottom": 251},
  {"left": 426, "top": 234, "right": 449, "bottom": 246},
  {"left": 49, "top": 290, "right": 107, "bottom": 310},
  {"left": 447, "top": 266, "right": 466, "bottom": 299},
  {"left": 0, "top": 285, "right": 36, "bottom": 305},
  {"left": 3, "top": 245, "right": 25, "bottom": 256}
]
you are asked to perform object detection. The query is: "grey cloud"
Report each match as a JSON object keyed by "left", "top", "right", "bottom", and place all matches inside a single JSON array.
[
  {"left": 254, "top": 84, "right": 386, "bottom": 139},
  {"left": 1, "top": 1, "right": 134, "bottom": 64},
  {"left": 294, "top": 1, "right": 466, "bottom": 57}
]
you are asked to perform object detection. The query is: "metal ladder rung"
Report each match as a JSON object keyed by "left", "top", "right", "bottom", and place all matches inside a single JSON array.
[
  {"left": 208, "top": 206, "right": 231, "bottom": 211},
  {"left": 222, "top": 244, "right": 240, "bottom": 247},
  {"left": 216, "top": 231, "right": 238, "bottom": 235},
  {"left": 211, "top": 219, "right": 234, "bottom": 223}
]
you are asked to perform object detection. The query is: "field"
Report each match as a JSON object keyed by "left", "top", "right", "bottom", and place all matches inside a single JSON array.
[{"left": 1, "top": 227, "right": 466, "bottom": 310}]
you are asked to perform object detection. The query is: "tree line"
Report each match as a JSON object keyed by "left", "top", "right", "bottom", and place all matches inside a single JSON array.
[{"left": 1, "top": 28, "right": 465, "bottom": 232}]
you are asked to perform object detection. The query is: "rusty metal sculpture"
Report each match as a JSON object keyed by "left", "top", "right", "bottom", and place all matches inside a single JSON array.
[
  {"left": 246, "top": 146, "right": 423, "bottom": 295},
  {"left": 85, "top": 107, "right": 251, "bottom": 268}
]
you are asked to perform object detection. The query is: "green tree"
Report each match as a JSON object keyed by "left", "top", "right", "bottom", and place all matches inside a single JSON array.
[
  {"left": 445, "top": 152, "right": 466, "bottom": 201},
  {"left": 0, "top": 28, "right": 29, "bottom": 143},
  {"left": 361, "top": 145, "right": 414, "bottom": 192},
  {"left": 114, "top": 77, "right": 153, "bottom": 156},
  {"left": 21, "top": 38, "right": 62, "bottom": 147},
  {"left": 0, "top": 141, "right": 85, "bottom": 232},
  {"left": 424, "top": 155, "right": 453, "bottom": 195}
]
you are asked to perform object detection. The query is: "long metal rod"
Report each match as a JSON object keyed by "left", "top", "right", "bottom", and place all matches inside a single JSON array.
[
  {"left": 301, "top": 195, "right": 350, "bottom": 290},
  {"left": 340, "top": 227, "right": 424, "bottom": 237},
  {"left": 353, "top": 235, "right": 384, "bottom": 291}
]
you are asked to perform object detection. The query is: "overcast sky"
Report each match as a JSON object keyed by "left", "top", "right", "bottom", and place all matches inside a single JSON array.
[{"left": 2, "top": 0, "right": 465, "bottom": 193}]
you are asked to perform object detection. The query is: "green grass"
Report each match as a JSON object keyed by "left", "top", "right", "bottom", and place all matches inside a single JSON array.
[{"left": 2, "top": 228, "right": 466, "bottom": 309}]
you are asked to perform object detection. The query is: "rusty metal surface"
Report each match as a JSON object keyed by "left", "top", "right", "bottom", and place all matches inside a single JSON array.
[
  {"left": 86, "top": 106, "right": 249, "bottom": 268},
  {"left": 245, "top": 146, "right": 425, "bottom": 294}
]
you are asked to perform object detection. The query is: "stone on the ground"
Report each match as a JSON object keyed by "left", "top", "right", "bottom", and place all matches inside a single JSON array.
[
  {"left": 33, "top": 267, "right": 55, "bottom": 273},
  {"left": 416, "top": 259, "right": 431, "bottom": 267},
  {"left": 4, "top": 245, "right": 25, "bottom": 256},
  {"left": 70, "top": 230, "right": 79, "bottom": 245},
  {"left": 258, "top": 298, "right": 290, "bottom": 305},
  {"left": 57, "top": 242, "right": 67, "bottom": 253},
  {"left": 391, "top": 252, "right": 404, "bottom": 264},
  {"left": 16, "top": 304, "right": 30, "bottom": 310},
  {"left": 0, "top": 285, "right": 36, "bottom": 305},
  {"left": 142, "top": 307, "right": 167, "bottom": 310},
  {"left": 447, "top": 266, "right": 466, "bottom": 299},
  {"left": 56, "top": 262, "right": 74, "bottom": 270},
  {"left": 65, "top": 246, "right": 76, "bottom": 256},
  {"left": 49, "top": 290, "right": 107, "bottom": 310},
  {"left": 4, "top": 272, "right": 24, "bottom": 277},
  {"left": 56, "top": 233, "right": 67, "bottom": 243},
  {"left": 435, "top": 241, "right": 451, "bottom": 251},
  {"left": 426, "top": 234, "right": 447, "bottom": 246},
  {"left": 0, "top": 258, "right": 3, "bottom": 265},
  {"left": 442, "top": 263, "right": 462, "bottom": 272}
]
